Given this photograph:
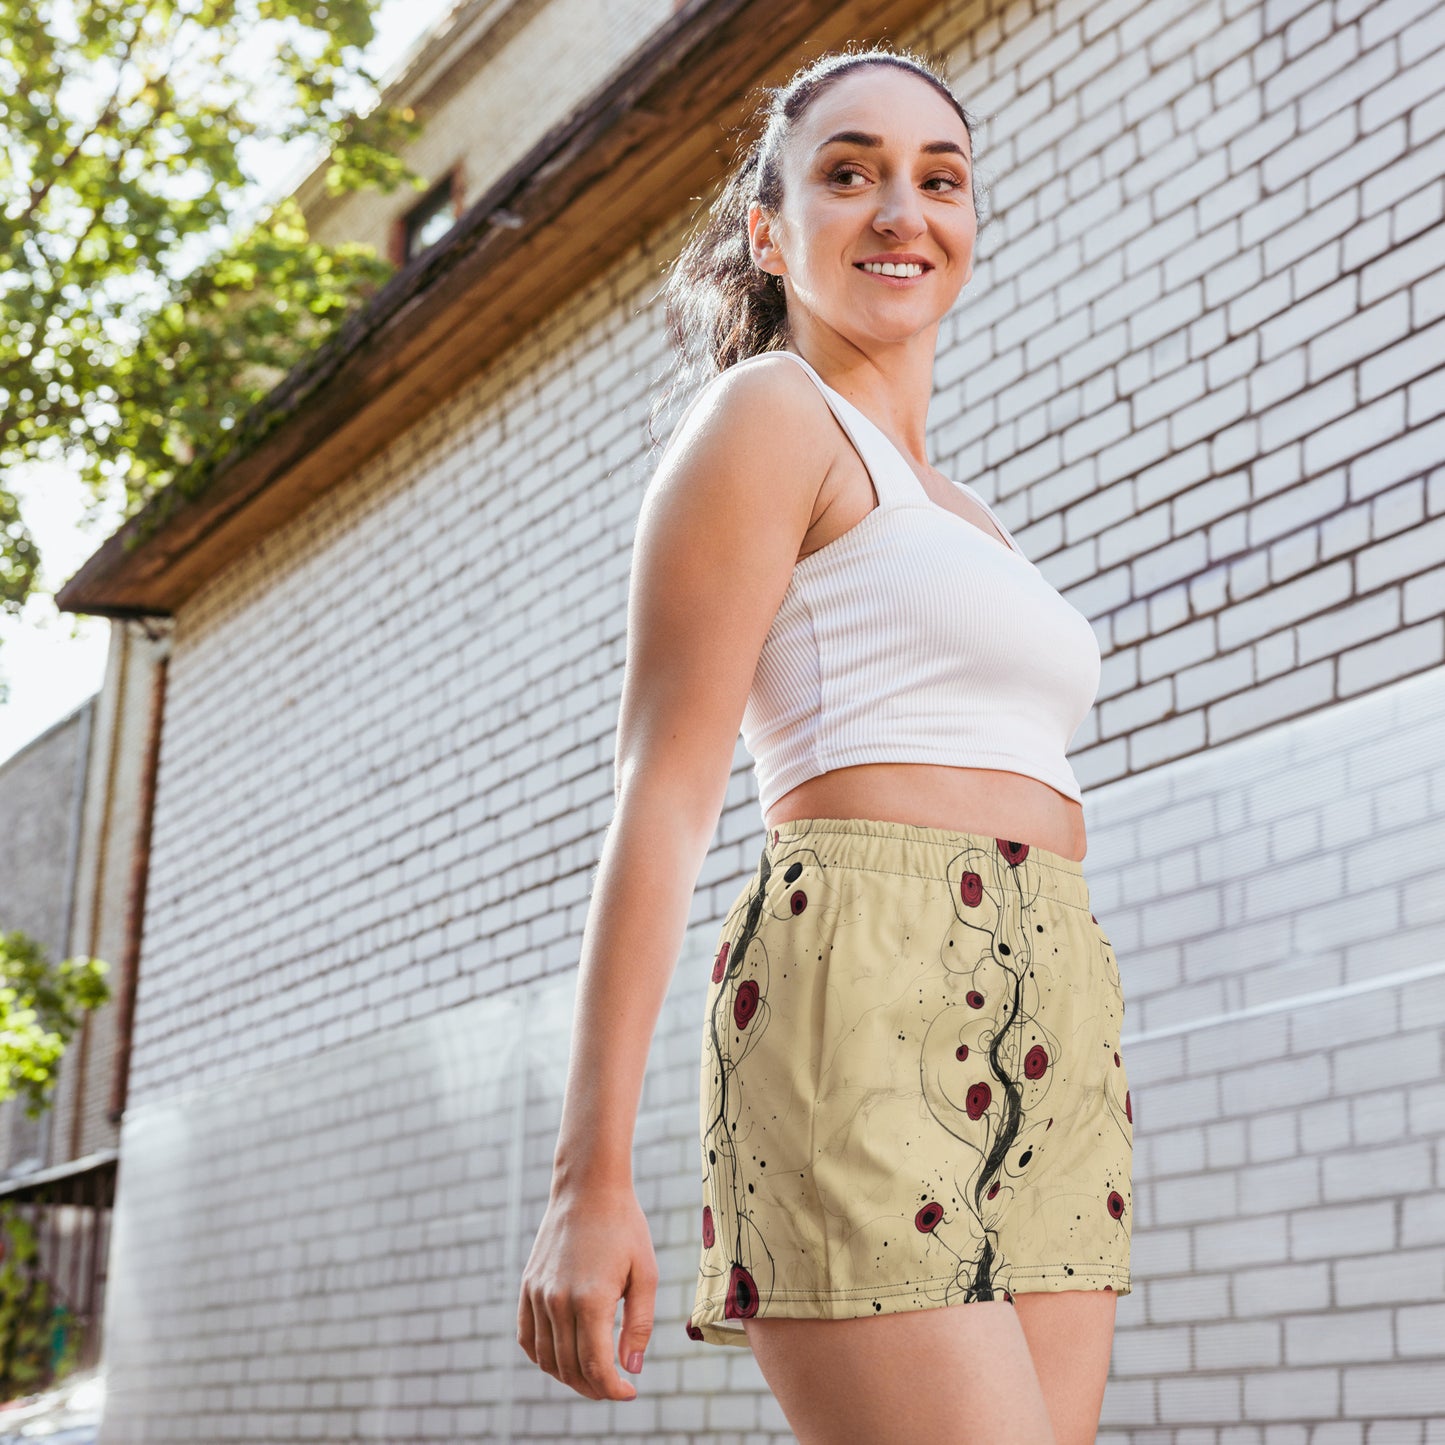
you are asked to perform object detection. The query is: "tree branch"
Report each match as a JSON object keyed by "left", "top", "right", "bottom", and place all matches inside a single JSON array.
[{"left": 23, "top": 10, "right": 147, "bottom": 220}]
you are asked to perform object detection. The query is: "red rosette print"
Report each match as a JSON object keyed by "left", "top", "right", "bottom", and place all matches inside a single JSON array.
[
  {"left": 685, "top": 1319, "right": 705, "bottom": 1340},
  {"left": 702, "top": 1204, "right": 714, "bottom": 1249},
  {"left": 966, "top": 1081, "right": 992, "bottom": 1120},
  {"left": 959, "top": 870, "right": 983, "bottom": 907},
  {"left": 733, "top": 979, "right": 760, "bottom": 1030},
  {"left": 711, "top": 940, "right": 730, "bottom": 984},
  {"left": 1106, "top": 1190, "right": 1126, "bottom": 1219},
  {"left": 996, "top": 839, "right": 1029, "bottom": 866},
  {"left": 723, "top": 1262, "right": 759, "bottom": 1319},
  {"left": 1023, "top": 1043, "right": 1049, "bottom": 1080},
  {"left": 915, "top": 1201, "right": 944, "bottom": 1232}
]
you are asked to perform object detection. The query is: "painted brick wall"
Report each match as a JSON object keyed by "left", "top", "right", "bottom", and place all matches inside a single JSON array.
[
  {"left": 1086, "top": 667, "right": 1445, "bottom": 1437},
  {"left": 101, "top": 0, "right": 1444, "bottom": 1438},
  {"left": 928, "top": 0, "right": 1445, "bottom": 796}
]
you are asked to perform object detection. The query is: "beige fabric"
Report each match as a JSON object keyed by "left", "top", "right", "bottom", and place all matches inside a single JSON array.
[{"left": 687, "top": 816, "right": 1133, "bottom": 1349}]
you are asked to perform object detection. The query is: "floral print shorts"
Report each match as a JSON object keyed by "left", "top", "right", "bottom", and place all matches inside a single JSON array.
[{"left": 686, "top": 816, "right": 1133, "bottom": 1348}]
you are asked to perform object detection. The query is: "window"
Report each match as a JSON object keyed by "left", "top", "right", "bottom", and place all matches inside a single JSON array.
[{"left": 401, "top": 174, "right": 460, "bottom": 261}]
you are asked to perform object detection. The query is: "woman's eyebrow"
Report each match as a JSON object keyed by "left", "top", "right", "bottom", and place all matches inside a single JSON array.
[{"left": 813, "top": 129, "right": 970, "bottom": 165}]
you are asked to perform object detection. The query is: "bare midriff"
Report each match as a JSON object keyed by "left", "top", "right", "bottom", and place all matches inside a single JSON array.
[{"left": 763, "top": 764, "right": 1087, "bottom": 862}]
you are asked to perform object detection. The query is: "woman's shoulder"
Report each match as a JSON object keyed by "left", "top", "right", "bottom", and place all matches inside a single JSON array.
[
  {"left": 643, "top": 352, "right": 840, "bottom": 547},
  {"left": 659, "top": 350, "right": 834, "bottom": 466}
]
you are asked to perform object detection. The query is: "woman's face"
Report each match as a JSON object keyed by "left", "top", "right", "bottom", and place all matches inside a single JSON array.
[{"left": 751, "top": 66, "right": 977, "bottom": 347}]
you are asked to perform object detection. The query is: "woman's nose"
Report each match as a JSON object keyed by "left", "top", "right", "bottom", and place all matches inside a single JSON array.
[{"left": 871, "top": 186, "right": 926, "bottom": 236}]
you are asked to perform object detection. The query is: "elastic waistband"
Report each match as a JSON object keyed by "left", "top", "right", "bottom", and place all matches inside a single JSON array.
[{"left": 763, "top": 815, "right": 1091, "bottom": 909}]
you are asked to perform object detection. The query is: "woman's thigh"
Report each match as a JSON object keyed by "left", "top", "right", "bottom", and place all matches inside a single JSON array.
[
  {"left": 1013, "top": 1289, "right": 1118, "bottom": 1445},
  {"left": 743, "top": 1300, "right": 1058, "bottom": 1445}
]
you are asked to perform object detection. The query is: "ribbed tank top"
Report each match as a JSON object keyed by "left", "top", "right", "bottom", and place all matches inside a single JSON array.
[{"left": 740, "top": 348, "right": 1102, "bottom": 813}]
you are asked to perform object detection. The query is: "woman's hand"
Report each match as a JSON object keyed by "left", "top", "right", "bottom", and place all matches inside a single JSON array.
[{"left": 517, "top": 1180, "right": 657, "bottom": 1401}]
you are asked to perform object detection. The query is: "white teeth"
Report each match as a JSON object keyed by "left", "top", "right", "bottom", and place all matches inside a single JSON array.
[{"left": 861, "top": 261, "right": 925, "bottom": 276}]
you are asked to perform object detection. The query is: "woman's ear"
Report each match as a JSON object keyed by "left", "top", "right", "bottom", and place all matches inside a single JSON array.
[{"left": 748, "top": 202, "right": 785, "bottom": 281}]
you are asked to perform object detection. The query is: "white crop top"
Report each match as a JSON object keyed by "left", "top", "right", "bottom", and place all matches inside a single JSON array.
[{"left": 738, "top": 348, "right": 1102, "bottom": 813}]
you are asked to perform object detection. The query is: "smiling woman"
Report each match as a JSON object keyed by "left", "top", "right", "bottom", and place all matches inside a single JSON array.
[{"left": 519, "top": 44, "right": 1128, "bottom": 1445}]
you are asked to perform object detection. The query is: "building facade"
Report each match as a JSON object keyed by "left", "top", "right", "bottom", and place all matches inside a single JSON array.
[
  {"left": 54, "top": 0, "right": 1445, "bottom": 1438},
  {"left": 0, "top": 617, "right": 172, "bottom": 1379}
]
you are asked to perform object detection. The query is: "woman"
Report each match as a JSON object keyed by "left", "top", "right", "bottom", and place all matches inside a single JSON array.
[{"left": 517, "top": 45, "right": 1132, "bottom": 1445}]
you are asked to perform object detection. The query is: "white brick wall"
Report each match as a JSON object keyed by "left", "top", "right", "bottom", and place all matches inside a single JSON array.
[
  {"left": 936, "top": 0, "right": 1445, "bottom": 790},
  {"left": 1089, "top": 666, "right": 1445, "bottom": 1437},
  {"left": 101, "top": 0, "right": 1444, "bottom": 1438}
]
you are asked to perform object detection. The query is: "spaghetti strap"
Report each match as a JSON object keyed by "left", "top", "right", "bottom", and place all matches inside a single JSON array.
[
  {"left": 773, "top": 350, "right": 1029, "bottom": 562},
  {"left": 770, "top": 350, "right": 927, "bottom": 512}
]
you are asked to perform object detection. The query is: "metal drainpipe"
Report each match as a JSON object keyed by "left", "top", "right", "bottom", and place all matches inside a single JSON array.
[
  {"left": 105, "top": 621, "right": 170, "bottom": 1129},
  {"left": 67, "top": 620, "right": 133, "bottom": 1159}
]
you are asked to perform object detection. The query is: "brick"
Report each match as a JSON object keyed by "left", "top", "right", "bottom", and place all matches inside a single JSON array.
[
  {"left": 1300, "top": 589, "right": 1398, "bottom": 661},
  {"left": 1242, "top": 1366, "right": 1341, "bottom": 1419},
  {"left": 1360, "top": 0, "right": 1439, "bottom": 47},
  {"left": 1339, "top": 619, "right": 1445, "bottom": 696},
  {"left": 1344, "top": 1362, "right": 1445, "bottom": 1417},
  {"left": 1397, "top": 1301, "right": 1445, "bottom": 1356},
  {"left": 1234, "top": 1261, "right": 1333, "bottom": 1316},
  {"left": 1402, "top": 1191, "right": 1445, "bottom": 1246},
  {"left": 1293, "top": 1201, "right": 1398, "bottom": 1259},
  {"left": 1196, "top": 1319, "right": 1285, "bottom": 1370},
  {"left": 1147, "top": 1271, "right": 1232, "bottom": 1324},
  {"left": 1335, "top": 1247, "right": 1445, "bottom": 1306},
  {"left": 1259, "top": 372, "right": 1357, "bottom": 457},
  {"left": 1362, "top": 129, "right": 1445, "bottom": 218},
  {"left": 1195, "top": 1213, "right": 1290, "bottom": 1269}
]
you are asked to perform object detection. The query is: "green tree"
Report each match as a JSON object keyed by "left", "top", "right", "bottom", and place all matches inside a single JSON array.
[
  {"left": 0, "top": 929, "right": 109, "bottom": 1120},
  {"left": 0, "top": 929, "right": 109, "bottom": 1393},
  {"left": 0, "top": 1202, "right": 82, "bottom": 1395},
  {"left": 0, "top": 0, "right": 425, "bottom": 636}
]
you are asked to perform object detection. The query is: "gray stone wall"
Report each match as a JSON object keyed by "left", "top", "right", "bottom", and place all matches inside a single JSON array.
[{"left": 0, "top": 701, "right": 91, "bottom": 1176}]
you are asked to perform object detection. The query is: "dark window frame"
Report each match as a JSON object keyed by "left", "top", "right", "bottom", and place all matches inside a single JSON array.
[{"left": 392, "top": 166, "right": 464, "bottom": 265}]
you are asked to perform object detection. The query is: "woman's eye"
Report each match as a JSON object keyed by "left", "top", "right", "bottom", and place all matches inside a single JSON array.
[{"left": 827, "top": 164, "right": 965, "bottom": 193}]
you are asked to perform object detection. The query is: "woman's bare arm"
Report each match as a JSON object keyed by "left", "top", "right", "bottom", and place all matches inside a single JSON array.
[
  {"left": 553, "top": 356, "right": 834, "bottom": 1193},
  {"left": 518, "top": 355, "right": 834, "bottom": 1402}
]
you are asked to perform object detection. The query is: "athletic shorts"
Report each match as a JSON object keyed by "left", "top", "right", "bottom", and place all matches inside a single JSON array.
[{"left": 686, "top": 816, "right": 1133, "bottom": 1348}]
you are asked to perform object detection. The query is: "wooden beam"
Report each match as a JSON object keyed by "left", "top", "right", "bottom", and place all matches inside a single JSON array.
[{"left": 56, "top": 0, "right": 941, "bottom": 617}]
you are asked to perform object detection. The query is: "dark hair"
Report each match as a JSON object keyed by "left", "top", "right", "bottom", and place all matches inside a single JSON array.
[{"left": 647, "top": 44, "right": 989, "bottom": 448}]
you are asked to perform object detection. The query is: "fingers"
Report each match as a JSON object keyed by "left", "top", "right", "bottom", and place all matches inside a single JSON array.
[
  {"left": 519, "top": 1284, "right": 638, "bottom": 1401},
  {"left": 618, "top": 1257, "right": 659, "bottom": 1377},
  {"left": 570, "top": 1295, "right": 639, "bottom": 1401},
  {"left": 516, "top": 1286, "right": 537, "bottom": 1365},
  {"left": 518, "top": 1286, "right": 565, "bottom": 1388}
]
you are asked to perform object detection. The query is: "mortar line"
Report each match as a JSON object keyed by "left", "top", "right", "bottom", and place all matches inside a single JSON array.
[{"left": 1121, "top": 958, "right": 1445, "bottom": 1045}]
